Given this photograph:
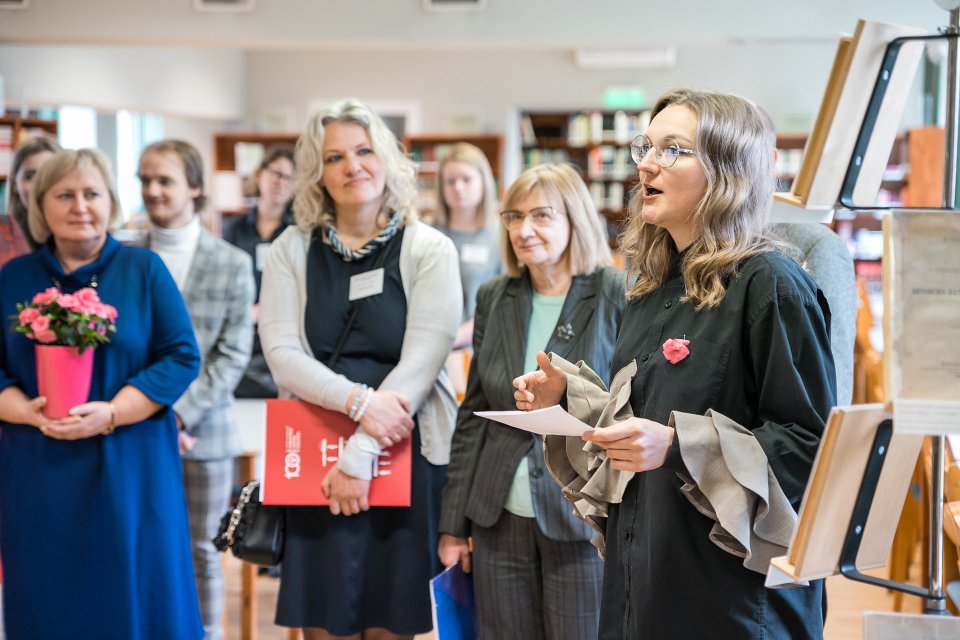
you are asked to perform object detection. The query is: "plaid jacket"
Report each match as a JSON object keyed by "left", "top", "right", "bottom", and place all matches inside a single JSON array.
[{"left": 167, "top": 229, "right": 255, "bottom": 460}]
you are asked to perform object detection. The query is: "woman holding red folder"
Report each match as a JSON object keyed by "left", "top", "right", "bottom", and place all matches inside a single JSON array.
[{"left": 259, "top": 98, "right": 461, "bottom": 640}]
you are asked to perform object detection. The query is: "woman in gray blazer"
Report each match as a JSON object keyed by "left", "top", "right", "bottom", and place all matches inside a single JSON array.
[{"left": 438, "top": 164, "right": 625, "bottom": 640}]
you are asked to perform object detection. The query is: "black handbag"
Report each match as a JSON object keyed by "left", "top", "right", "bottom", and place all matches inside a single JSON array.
[{"left": 212, "top": 479, "right": 284, "bottom": 567}]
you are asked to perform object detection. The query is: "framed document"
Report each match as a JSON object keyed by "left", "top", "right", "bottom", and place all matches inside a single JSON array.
[{"left": 884, "top": 210, "right": 960, "bottom": 435}]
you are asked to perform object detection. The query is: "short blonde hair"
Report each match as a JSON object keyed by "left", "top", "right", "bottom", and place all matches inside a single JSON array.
[
  {"left": 500, "top": 163, "right": 612, "bottom": 277},
  {"left": 435, "top": 142, "right": 498, "bottom": 229},
  {"left": 293, "top": 98, "right": 418, "bottom": 233},
  {"left": 28, "top": 148, "right": 123, "bottom": 245}
]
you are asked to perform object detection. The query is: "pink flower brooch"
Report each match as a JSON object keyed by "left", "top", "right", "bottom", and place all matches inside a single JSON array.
[{"left": 662, "top": 338, "right": 690, "bottom": 364}]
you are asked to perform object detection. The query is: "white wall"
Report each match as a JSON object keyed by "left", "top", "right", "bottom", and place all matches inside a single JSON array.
[{"left": 0, "top": 45, "right": 246, "bottom": 121}]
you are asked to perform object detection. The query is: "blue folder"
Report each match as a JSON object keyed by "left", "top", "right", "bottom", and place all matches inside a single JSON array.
[{"left": 430, "top": 563, "right": 477, "bottom": 640}]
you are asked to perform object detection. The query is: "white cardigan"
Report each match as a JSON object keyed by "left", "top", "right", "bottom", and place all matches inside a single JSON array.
[{"left": 259, "top": 220, "right": 462, "bottom": 479}]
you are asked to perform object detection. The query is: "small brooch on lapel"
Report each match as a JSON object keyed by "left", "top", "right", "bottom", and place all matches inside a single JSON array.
[
  {"left": 662, "top": 338, "right": 690, "bottom": 364},
  {"left": 555, "top": 322, "right": 576, "bottom": 341}
]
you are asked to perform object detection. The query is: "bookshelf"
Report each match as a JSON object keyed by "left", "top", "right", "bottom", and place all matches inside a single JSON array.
[
  {"left": 403, "top": 133, "right": 502, "bottom": 217},
  {"left": 519, "top": 109, "right": 650, "bottom": 238},
  {"left": 0, "top": 114, "right": 59, "bottom": 214}
]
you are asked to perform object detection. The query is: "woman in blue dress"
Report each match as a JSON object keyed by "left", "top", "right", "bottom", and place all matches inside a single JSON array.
[{"left": 0, "top": 148, "right": 203, "bottom": 639}]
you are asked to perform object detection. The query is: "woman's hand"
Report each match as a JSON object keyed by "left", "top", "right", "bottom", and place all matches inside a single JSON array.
[
  {"left": 513, "top": 351, "right": 567, "bottom": 411},
  {"left": 321, "top": 467, "right": 371, "bottom": 516},
  {"left": 438, "top": 534, "right": 472, "bottom": 573},
  {"left": 40, "top": 401, "right": 113, "bottom": 440},
  {"left": 20, "top": 396, "right": 49, "bottom": 428},
  {"left": 582, "top": 418, "right": 675, "bottom": 472},
  {"left": 358, "top": 390, "right": 414, "bottom": 448}
]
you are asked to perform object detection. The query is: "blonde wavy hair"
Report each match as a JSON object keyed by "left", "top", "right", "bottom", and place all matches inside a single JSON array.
[
  {"left": 501, "top": 163, "right": 612, "bottom": 278},
  {"left": 435, "top": 142, "right": 498, "bottom": 229},
  {"left": 620, "top": 88, "right": 780, "bottom": 308},
  {"left": 293, "top": 99, "right": 418, "bottom": 233}
]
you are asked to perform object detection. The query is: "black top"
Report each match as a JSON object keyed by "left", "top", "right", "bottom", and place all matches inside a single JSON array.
[
  {"left": 223, "top": 206, "right": 294, "bottom": 301},
  {"left": 304, "top": 229, "right": 406, "bottom": 387},
  {"left": 599, "top": 248, "right": 836, "bottom": 639}
]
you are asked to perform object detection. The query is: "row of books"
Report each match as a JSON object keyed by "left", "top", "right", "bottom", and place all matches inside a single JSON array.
[{"left": 521, "top": 110, "right": 651, "bottom": 148}]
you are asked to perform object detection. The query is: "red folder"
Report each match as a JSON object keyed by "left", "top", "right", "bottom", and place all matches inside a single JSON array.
[{"left": 261, "top": 399, "right": 411, "bottom": 507}]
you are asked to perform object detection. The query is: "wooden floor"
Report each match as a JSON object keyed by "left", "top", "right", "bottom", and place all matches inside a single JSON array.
[{"left": 220, "top": 556, "right": 929, "bottom": 640}]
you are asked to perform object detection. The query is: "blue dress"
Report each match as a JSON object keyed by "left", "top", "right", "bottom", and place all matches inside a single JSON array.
[{"left": 0, "top": 236, "right": 203, "bottom": 640}]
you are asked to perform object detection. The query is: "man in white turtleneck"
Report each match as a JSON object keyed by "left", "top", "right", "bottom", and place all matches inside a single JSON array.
[{"left": 138, "top": 140, "right": 255, "bottom": 640}]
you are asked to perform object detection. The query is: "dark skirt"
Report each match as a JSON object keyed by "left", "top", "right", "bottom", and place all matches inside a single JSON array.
[{"left": 275, "top": 426, "right": 446, "bottom": 635}]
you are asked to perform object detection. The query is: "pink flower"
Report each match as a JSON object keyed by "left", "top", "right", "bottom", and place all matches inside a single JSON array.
[
  {"left": 18, "top": 307, "right": 40, "bottom": 326},
  {"left": 32, "top": 287, "right": 60, "bottom": 306},
  {"left": 34, "top": 329, "right": 57, "bottom": 344},
  {"left": 75, "top": 288, "right": 101, "bottom": 306},
  {"left": 56, "top": 293, "right": 83, "bottom": 312},
  {"left": 99, "top": 304, "right": 118, "bottom": 322},
  {"left": 662, "top": 338, "right": 690, "bottom": 364},
  {"left": 31, "top": 315, "right": 51, "bottom": 334}
]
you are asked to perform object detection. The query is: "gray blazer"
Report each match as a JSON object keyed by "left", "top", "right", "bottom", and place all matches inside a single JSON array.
[
  {"left": 774, "top": 223, "right": 856, "bottom": 405},
  {"left": 169, "top": 229, "right": 255, "bottom": 460},
  {"left": 439, "top": 267, "right": 626, "bottom": 541}
]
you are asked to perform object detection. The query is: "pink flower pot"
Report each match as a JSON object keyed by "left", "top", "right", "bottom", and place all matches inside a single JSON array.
[{"left": 35, "top": 345, "right": 94, "bottom": 420}]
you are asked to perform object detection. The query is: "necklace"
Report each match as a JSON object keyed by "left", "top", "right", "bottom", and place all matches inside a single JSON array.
[{"left": 51, "top": 274, "right": 99, "bottom": 291}]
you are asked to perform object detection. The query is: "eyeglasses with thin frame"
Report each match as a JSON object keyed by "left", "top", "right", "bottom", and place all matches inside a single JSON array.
[
  {"left": 264, "top": 168, "right": 295, "bottom": 183},
  {"left": 499, "top": 205, "right": 561, "bottom": 230},
  {"left": 630, "top": 134, "right": 703, "bottom": 168}
]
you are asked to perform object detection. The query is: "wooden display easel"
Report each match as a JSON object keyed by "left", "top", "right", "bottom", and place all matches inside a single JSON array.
[{"left": 834, "top": 9, "right": 960, "bottom": 614}]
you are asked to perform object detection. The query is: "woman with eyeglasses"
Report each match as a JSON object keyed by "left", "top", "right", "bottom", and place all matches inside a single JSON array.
[
  {"left": 438, "top": 163, "right": 625, "bottom": 640},
  {"left": 514, "top": 89, "right": 835, "bottom": 638},
  {"left": 223, "top": 147, "right": 296, "bottom": 398}
]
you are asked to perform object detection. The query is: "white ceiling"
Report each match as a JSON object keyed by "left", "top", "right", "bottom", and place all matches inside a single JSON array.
[{"left": 0, "top": 0, "right": 950, "bottom": 51}]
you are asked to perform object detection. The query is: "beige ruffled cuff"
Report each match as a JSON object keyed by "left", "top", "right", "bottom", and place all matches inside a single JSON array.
[
  {"left": 672, "top": 409, "right": 798, "bottom": 577},
  {"left": 542, "top": 355, "right": 639, "bottom": 555}
]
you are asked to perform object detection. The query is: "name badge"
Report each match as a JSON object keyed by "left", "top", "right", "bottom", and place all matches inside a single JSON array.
[
  {"left": 349, "top": 268, "right": 385, "bottom": 301},
  {"left": 461, "top": 243, "right": 490, "bottom": 265},
  {"left": 255, "top": 243, "right": 271, "bottom": 272}
]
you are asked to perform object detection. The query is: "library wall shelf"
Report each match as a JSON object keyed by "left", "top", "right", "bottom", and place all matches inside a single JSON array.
[{"left": 520, "top": 109, "right": 649, "bottom": 228}]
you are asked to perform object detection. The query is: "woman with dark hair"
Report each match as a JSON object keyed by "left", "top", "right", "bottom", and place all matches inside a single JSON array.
[
  {"left": 259, "top": 98, "right": 461, "bottom": 640},
  {"left": 514, "top": 88, "right": 835, "bottom": 638},
  {"left": 224, "top": 146, "right": 296, "bottom": 397},
  {"left": 1, "top": 135, "right": 61, "bottom": 264}
]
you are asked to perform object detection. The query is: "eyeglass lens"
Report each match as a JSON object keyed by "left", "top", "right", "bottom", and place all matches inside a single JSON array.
[
  {"left": 630, "top": 135, "right": 684, "bottom": 168},
  {"left": 499, "top": 206, "right": 558, "bottom": 228}
]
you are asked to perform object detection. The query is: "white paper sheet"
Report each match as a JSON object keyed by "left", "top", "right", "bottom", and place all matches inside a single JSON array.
[{"left": 475, "top": 406, "right": 593, "bottom": 437}]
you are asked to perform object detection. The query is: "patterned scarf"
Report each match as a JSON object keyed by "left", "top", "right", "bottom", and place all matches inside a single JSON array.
[{"left": 324, "top": 212, "right": 402, "bottom": 262}]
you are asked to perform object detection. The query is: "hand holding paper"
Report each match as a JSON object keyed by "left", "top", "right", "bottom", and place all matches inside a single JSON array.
[{"left": 475, "top": 405, "right": 592, "bottom": 437}]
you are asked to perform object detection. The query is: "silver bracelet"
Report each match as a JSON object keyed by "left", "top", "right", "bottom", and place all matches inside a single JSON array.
[
  {"left": 348, "top": 384, "right": 368, "bottom": 419},
  {"left": 354, "top": 388, "right": 373, "bottom": 422}
]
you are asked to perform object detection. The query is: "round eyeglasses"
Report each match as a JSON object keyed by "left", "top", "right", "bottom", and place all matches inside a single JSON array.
[
  {"left": 499, "top": 206, "right": 561, "bottom": 230},
  {"left": 630, "top": 134, "right": 702, "bottom": 168}
]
